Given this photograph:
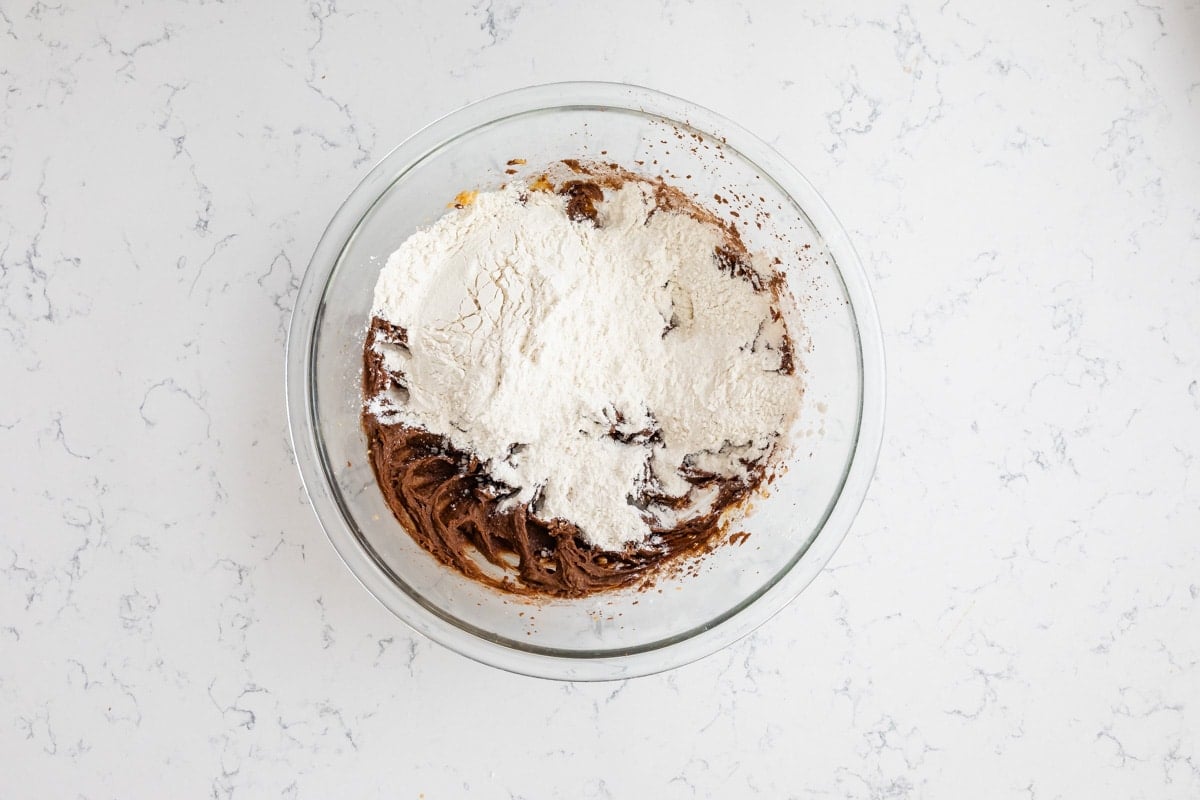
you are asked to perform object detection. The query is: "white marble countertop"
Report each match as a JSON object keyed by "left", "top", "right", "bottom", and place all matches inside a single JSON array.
[{"left": 3, "top": 0, "right": 1198, "bottom": 796}]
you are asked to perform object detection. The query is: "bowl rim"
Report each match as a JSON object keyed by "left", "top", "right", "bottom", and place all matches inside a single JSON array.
[{"left": 285, "top": 81, "right": 886, "bottom": 681}]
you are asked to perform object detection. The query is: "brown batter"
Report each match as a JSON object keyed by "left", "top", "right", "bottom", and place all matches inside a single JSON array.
[{"left": 362, "top": 167, "right": 797, "bottom": 598}]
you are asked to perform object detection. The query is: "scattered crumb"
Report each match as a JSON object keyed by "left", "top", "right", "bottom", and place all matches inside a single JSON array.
[{"left": 450, "top": 189, "right": 478, "bottom": 208}]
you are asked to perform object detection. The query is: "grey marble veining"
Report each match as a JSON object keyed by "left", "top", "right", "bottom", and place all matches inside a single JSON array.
[{"left": 1, "top": 0, "right": 1198, "bottom": 796}]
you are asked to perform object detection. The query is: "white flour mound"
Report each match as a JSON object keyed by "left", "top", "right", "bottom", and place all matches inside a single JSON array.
[{"left": 367, "top": 179, "right": 803, "bottom": 551}]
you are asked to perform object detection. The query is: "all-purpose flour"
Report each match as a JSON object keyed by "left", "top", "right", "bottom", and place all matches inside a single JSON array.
[{"left": 367, "top": 179, "right": 802, "bottom": 551}]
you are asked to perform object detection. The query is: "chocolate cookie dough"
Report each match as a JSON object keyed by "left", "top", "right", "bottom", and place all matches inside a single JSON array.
[{"left": 361, "top": 165, "right": 800, "bottom": 598}]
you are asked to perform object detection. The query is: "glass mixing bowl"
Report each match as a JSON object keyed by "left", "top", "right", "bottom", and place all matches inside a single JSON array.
[{"left": 286, "top": 82, "right": 884, "bottom": 680}]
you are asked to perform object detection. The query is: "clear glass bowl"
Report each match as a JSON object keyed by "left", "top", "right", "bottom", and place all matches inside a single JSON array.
[{"left": 286, "top": 82, "right": 885, "bottom": 680}]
